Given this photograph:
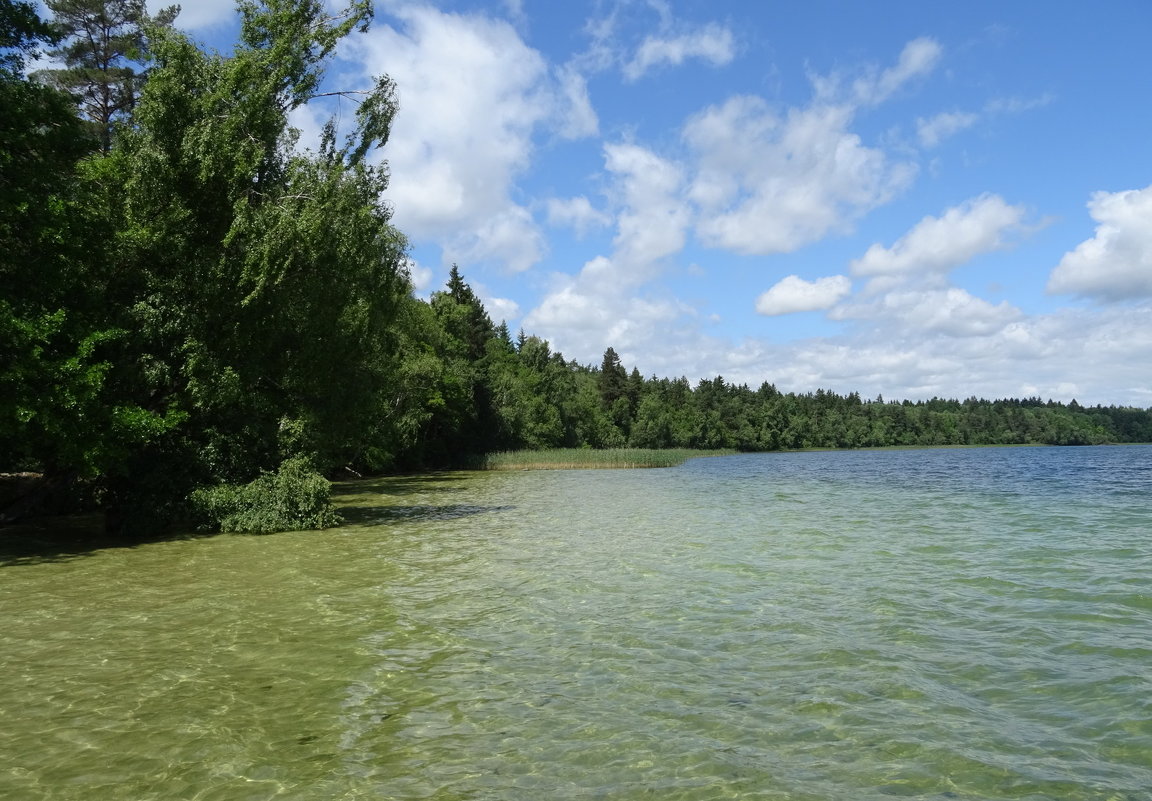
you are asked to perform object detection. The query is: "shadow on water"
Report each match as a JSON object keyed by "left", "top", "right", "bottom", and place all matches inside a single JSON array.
[
  {"left": 332, "top": 473, "right": 473, "bottom": 497},
  {"left": 0, "top": 514, "right": 218, "bottom": 568},
  {"left": 2, "top": 473, "right": 507, "bottom": 566},
  {"left": 334, "top": 472, "right": 514, "bottom": 525},
  {"left": 338, "top": 503, "right": 514, "bottom": 526}
]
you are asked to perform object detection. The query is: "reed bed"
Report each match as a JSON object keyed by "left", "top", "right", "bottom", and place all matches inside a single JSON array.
[{"left": 480, "top": 448, "right": 732, "bottom": 471}]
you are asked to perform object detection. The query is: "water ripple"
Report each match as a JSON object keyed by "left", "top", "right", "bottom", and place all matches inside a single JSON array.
[{"left": 1, "top": 447, "right": 1150, "bottom": 800}]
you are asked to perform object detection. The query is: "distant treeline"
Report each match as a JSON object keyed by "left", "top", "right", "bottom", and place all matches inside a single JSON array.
[
  {"left": 393, "top": 271, "right": 1152, "bottom": 462},
  {"left": 4, "top": 1, "right": 1149, "bottom": 534}
]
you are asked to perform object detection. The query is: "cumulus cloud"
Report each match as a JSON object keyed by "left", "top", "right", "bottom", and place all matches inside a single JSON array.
[
  {"left": 546, "top": 196, "right": 611, "bottom": 237},
  {"left": 917, "top": 111, "right": 979, "bottom": 148},
  {"left": 624, "top": 23, "right": 736, "bottom": 81},
  {"left": 523, "top": 37, "right": 978, "bottom": 381},
  {"left": 695, "top": 303, "right": 1152, "bottom": 406},
  {"left": 154, "top": 0, "right": 235, "bottom": 31},
  {"left": 851, "top": 194, "right": 1029, "bottom": 280},
  {"left": 525, "top": 263, "right": 1152, "bottom": 406},
  {"left": 525, "top": 295, "right": 1152, "bottom": 407},
  {"left": 404, "top": 257, "right": 434, "bottom": 293},
  {"left": 1047, "top": 185, "right": 1152, "bottom": 301},
  {"left": 522, "top": 137, "right": 695, "bottom": 360},
  {"left": 477, "top": 291, "right": 520, "bottom": 325},
  {"left": 686, "top": 97, "right": 915, "bottom": 254},
  {"left": 451, "top": 206, "right": 547, "bottom": 273},
  {"left": 346, "top": 4, "right": 592, "bottom": 273},
  {"left": 834, "top": 287, "right": 1023, "bottom": 337},
  {"left": 756, "top": 275, "right": 852, "bottom": 316},
  {"left": 604, "top": 142, "right": 691, "bottom": 275},
  {"left": 522, "top": 268, "right": 697, "bottom": 367}
]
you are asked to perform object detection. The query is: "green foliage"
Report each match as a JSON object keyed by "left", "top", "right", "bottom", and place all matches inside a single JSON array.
[
  {"left": 36, "top": 0, "right": 178, "bottom": 151},
  {"left": 190, "top": 456, "right": 341, "bottom": 533},
  {"left": 88, "top": 0, "right": 407, "bottom": 524},
  {"left": 598, "top": 346, "right": 628, "bottom": 410},
  {"left": 0, "top": 2, "right": 148, "bottom": 483},
  {"left": 1, "top": 1, "right": 60, "bottom": 73},
  {"left": 3, "top": 0, "right": 410, "bottom": 533}
]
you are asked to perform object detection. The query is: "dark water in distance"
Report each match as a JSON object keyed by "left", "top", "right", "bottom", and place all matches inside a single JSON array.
[{"left": 1, "top": 445, "right": 1150, "bottom": 800}]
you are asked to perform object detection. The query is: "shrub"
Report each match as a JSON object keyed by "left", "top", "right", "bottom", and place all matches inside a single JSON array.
[{"left": 191, "top": 456, "right": 341, "bottom": 533}]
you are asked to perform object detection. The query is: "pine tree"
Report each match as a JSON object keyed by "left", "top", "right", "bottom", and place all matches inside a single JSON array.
[{"left": 37, "top": 0, "right": 178, "bottom": 152}]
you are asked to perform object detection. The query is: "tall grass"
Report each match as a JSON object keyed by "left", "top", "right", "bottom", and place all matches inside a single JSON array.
[{"left": 480, "top": 448, "right": 733, "bottom": 471}]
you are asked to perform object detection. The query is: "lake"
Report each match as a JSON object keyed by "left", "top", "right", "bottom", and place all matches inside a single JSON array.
[{"left": 1, "top": 446, "right": 1150, "bottom": 800}]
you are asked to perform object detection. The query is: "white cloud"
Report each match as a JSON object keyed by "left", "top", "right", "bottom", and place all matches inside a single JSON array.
[
  {"left": 524, "top": 141, "right": 692, "bottom": 355},
  {"left": 917, "top": 111, "right": 979, "bottom": 148},
  {"left": 522, "top": 135, "right": 697, "bottom": 363},
  {"left": 286, "top": 102, "right": 329, "bottom": 153},
  {"left": 522, "top": 268, "right": 696, "bottom": 367},
  {"left": 667, "top": 303, "right": 1152, "bottom": 406},
  {"left": 624, "top": 23, "right": 735, "bottom": 81},
  {"left": 523, "top": 37, "right": 986, "bottom": 384},
  {"left": 851, "top": 194, "right": 1029, "bottom": 280},
  {"left": 546, "top": 196, "right": 611, "bottom": 237},
  {"left": 833, "top": 287, "right": 1023, "bottom": 338},
  {"left": 154, "top": 0, "right": 235, "bottom": 31},
  {"left": 914, "top": 94, "right": 1053, "bottom": 151},
  {"left": 475, "top": 288, "right": 520, "bottom": 325},
  {"left": 853, "top": 37, "right": 942, "bottom": 105},
  {"left": 524, "top": 275, "right": 616, "bottom": 334},
  {"left": 450, "top": 206, "right": 546, "bottom": 274},
  {"left": 1047, "top": 185, "right": 1152, "bottom": 301},
  {"left": 756, "top": 275, "right": 852, "bottom": 316},
  {"left": 404, "top": 257, "right": 434, "bottom": 293},
  {"left": 604, "top": 142, "right": 691, "bottom": 275},
  {"left": 526, "top": 271, "right": 1152, "bottom": 406},
  {"left": 555, "top": 65, "right": 599, "bottom": 138},
  {"left": 984, "top": 94, "right": 1055, "bottom": 115},
  {"left": 686, "top": 97, "right": 915, "bottom": 254},
  {"left": 346, "top": 4, "right": 590, "bottom": 273}
]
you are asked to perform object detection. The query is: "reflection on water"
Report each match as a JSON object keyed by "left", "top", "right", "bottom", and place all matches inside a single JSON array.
[{"left": 1, "top": 447, "right": 1151, "bottom": 800}]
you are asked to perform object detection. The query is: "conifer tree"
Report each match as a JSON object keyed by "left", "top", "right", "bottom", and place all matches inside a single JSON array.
[
  {"left": 598, "top": 346, "right": 628, "bottom": 408},
  {"left": 37, "top": 0, "right": 178, "bottom": 151}
]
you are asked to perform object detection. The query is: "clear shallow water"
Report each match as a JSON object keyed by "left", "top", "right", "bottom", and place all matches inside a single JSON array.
[{"left": 1, "top": 446, "right": 1150, "bottom": 800}]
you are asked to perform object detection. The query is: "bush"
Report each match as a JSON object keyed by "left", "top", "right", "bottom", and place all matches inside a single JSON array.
[{"left": 191, "top": 456, "right": 342, "bottom": 533}]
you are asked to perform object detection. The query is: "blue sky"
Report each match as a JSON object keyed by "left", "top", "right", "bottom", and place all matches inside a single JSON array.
[{"left": 161, "top": 0, "right": 1151, "bottom": 405}]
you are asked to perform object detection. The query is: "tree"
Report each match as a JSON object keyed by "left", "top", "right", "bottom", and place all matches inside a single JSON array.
[
  {"left": 37, "top": 0, "right": 178, "bottom": 152},
  {"left": 598, "top": 347, "right": 627, "bottom": 408},
  {"left": 1, "top": 2, "right": 58, "bottom": 71},
  {"left": 0, "top": 0, "right": 150, "bottom": 521},
  {"left": 55, "top": 0, "right": 410, "bottom": 532},
  {"left": 435, "top": 264, "right": 495, "bottom": 362},
  {"left": 0, "top": 0, "right": 92, "bottom": 267}
]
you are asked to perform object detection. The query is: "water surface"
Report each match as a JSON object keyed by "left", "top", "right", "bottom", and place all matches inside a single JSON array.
[{"left": 2, "top": 446, "right": 1150, "bottom": 800}]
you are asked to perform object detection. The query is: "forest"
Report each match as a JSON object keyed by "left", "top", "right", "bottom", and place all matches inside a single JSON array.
[{"left": 3, "top": 1, "right": 1151, "bottom": 536}]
